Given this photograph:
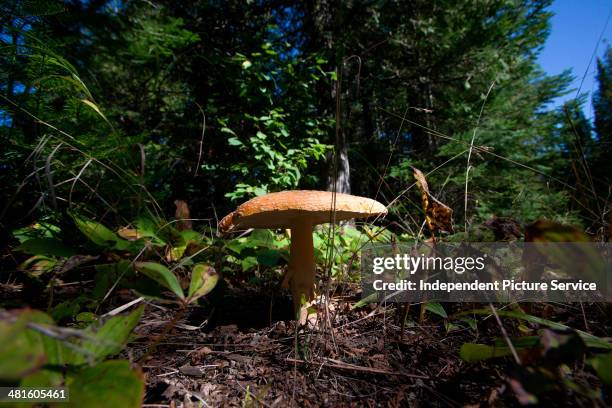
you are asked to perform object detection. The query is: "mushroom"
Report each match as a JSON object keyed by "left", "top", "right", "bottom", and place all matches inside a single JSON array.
[{"left": 219, "top": 190, "right": 387, "bottom": 320}]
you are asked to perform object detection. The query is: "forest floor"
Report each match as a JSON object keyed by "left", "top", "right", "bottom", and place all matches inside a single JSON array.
[{"left": 128, "top": 283, "right": 611, "bottom": 407}]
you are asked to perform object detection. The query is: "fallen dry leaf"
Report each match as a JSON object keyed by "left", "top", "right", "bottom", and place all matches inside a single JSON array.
[
  {"left": 117, "top": 226, "right": 144, "bottom": 241},
  {"left": 413, "top": 167, "right": 454, "bottom": 234}
]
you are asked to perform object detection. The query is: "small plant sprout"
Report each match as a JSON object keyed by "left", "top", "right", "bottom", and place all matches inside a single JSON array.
[
  {"left": 219, "top": 190, "right": 387, "bottom": 322},
  {"left": 135, "top": 262, "right": 218, "bottom": 305}
]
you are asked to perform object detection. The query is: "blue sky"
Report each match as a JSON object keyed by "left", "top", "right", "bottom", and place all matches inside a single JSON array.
[{"left": 538, "top": 0, "right": 612, "bottom": 115}]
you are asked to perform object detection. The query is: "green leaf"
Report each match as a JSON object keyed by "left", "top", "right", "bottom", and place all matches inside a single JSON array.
[
  {"left": 228, "top": 137, "right": 243, "bottom": 146},
  {"left": 71, "top": 214, "right": 120, "bottom": 248},
  {"left": 18, "top": 255, "right": 57, "bottom": 277},
  {"left": 249, "top": 229, "right": 275, "bottom": 248},
  {"left": 589, "top": 352, "right": 612, "bottom": 385},
  {"left": 0, "top": 310, "right": 50, "bottom": 380},
  {"left": 51, "top": 298, "right": 84, "bottom": 322},
  {"left": 459, "top": 343, "right": 513, "bottom": 363},
  {"left": 77, "top": 306, "right": 144, "bottom": 364},
  {"left": 220, "top": 127, "right": 237, "bottom": 136},
  {"left": 21, "top": 368, "right": 64, "bottom": 390},
  {"left": 352, "top": 292, "right": 378, "bottom": 309},
  {"left": 132, "top": 217, "right": 166, "bottom": 246},
  {"left": 179, "top": 230, "right": 202, "bottom": 243},
  {"left": 493, "top": 336, "right": 540, "bottom": 349},
  {"left": 135, "top": 262, "right": 184, "bottom": 299},
  {"left": 167, "top": 245, "right": 187, "bottom": 262},
  {"left": 16, "top": 238, "right": 76, "bottom": 257},
  {"left": 459, "top": 316, "right": 477, "bottom": 330},
  {"left": 81, "top": 99, "right": 111, "bottom": 125},
  {"left": 425, "top": 302, "right": 447, "bottom": 319},
  {"left": 76, "top": 312, "right": 96, "bottom": 324},
  {"left": 455, "top": 309, "right": 612, "bottom": 350},
  {"left": 257, "top": 249, "right": 281, "bottom": 266},
  {"left": 188, "top": 264, "right": 219, "bottom": 302},
  {"left": 226, "top": 238, "right": 248, "bottom": 254},
  {"left": 241, "top": 256, "right": 258, "bottom": 272},
  {"left": 12, "top": 222, "right": 61, "bottom": 243},
  {"left": 71, "top": 214, "right": 137, "bottom": 251},
  {"left": 68, "top": 360, "right": 144, "bottom": 408}
]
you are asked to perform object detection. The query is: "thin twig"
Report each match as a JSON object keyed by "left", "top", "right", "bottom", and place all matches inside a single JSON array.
[
  {"left": 464, "top": 80, "right": 495, "bottom": 236},
  {"left": 101, "top": 297, "right": 144, "bottom": 318},
  {"left": 488, "top": 303, "right": 521, "bottom": 365},
  {"left": 194, "top": 102, "right": 206, "bottom": 176},
  {"left": 286, "top": 357, "right": 429, "bottom": 379}
]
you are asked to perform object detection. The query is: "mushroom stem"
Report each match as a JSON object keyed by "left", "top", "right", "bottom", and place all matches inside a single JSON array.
[{"left": 288, "top": 217, "right": 315, "bottom": 319}]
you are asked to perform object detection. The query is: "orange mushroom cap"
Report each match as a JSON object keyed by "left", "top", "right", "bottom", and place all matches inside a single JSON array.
[{"left": 219, "top": 190, "right": 387, "bottom": 232}]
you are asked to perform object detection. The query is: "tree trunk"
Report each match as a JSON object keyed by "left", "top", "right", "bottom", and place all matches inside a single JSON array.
[{"left": 327, "top": 141, "right": 351, "bottom": 194}]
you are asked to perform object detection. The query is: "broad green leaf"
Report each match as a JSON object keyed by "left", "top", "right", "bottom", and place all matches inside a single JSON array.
[
  {"left": 71, "top": 214, "right": 119, "bottom": 248},
  {"left": 241, "top": 256, "right": 258, "bottom": 272},
  {"left": 228, "top": 137, "right": 243, "bottom": 146},
  {"left": 0, "top": 310, "right": 49, "bottom": 380},
  {"left": 133, "top": 217, "right": 166, "bottom": 246},
  {"left": 68, "top": 360, "right": 144, "bottom": 408},
  {"left": 12, "top": 222, "right": 61, "bottom": 243},
  {"left": 253, "top": 186, "right": 267, "bottom": 196},
  {"left": 425, "top": 302, "right": 447, "bottom": 319},
  {"left": 493, "top": 336, "right": 540, "bottom": 349},
  {"left": 21, "top": 368, "right": 64, "bottom": 391},
  {"left": 71, "top": 213, "right": 136, "bottom": 251},
  {"left": 460, "top": 343, "right": 513, "bottom": 363},
  {"left": 37, "top": 321, "right": 74, "bottom": 368},
  {"left": 179, "top": 230, "right": 202, "bottom": 243},
  {"left": 249, "top": 229, "right": 275, "bottom": 247},
  {"left": 75, "top": 306, "right": 144, "bottom": 364},
  {"left": 2, "top": 310, "right": 75, "bottom": 371},
  {"left": 135, "top": 262, "right": 184, "bottom": 299},
  {"left": 16, "top": 238, "right": 75, "bottom": 257},
  {"left": 188, "top": 264, "right": 219, "bottom": 302},
  {"left": 226, "top": 238, "right": 248, "bottom": 254},
  {"left": 589, "top": 352, "right": 612, "bottom": 385}
]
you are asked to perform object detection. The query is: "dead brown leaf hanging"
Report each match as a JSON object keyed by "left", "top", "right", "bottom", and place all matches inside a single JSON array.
[
  {"left": 413, "top": 167, "right": 454, "bottom": 234},
  {"left": 174, "top": 199, "right": 193, "bottom": 231}
]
